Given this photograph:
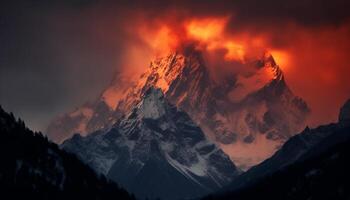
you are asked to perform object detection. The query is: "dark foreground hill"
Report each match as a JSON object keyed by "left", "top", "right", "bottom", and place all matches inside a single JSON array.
[{"left": 0, "top": 105, "right": 135, "bottom": 200}]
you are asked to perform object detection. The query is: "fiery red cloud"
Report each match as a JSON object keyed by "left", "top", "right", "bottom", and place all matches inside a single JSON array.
[
  {"left": 96, "top": 11, "right": 350, "bottom": 128},
  {"left": 270, "top": 24, "right": 350, "bottom": 126}
]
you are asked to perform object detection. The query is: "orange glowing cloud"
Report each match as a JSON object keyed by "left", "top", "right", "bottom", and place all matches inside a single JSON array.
[
  {"left": 183, "top": 17, "right": 255, "bottom": 63},
  {"left": 224, "top": 41, "right": 246, "bottom": 62},
  {"left": 134, "top": 16, "right": 274, "bottom": 65},
  {"left": 137, "top": 24, "right": 180, "bottom": 56},
  {"left": 120, "top": 15, "right": 350, "bottom": 130},
  {"left": 151, "top": 26, "right": 179, "bottom": 53},
  {"left": 185, "top": 17, "right": 228, "bottom": 42},
  {"left": 269, "top": 50, "right": 291, "bottom": 71},
  {"left": 273, "top": 24, "right": 350, "bottom": 127}
]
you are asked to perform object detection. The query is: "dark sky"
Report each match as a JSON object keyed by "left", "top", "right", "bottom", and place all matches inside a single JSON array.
[{"left": 1, "top": 0, "right": 350, "bottom": 132}]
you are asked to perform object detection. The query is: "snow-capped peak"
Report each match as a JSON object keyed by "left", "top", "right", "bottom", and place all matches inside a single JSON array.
[
  {"left": 62, "top": 85, "right": 239, "bottom": 200},
  {"left": 51, "top": 47, "right": 309, "bottom": 170}
]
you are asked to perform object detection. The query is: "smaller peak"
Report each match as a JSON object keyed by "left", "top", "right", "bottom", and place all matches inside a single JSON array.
[
  {"left": 260, "top": 51, "right": 284, "bottom": 81},
  {"left": 263, "top": 51, "right": 277, "bottom": 66},
  {"left": 339, "top": 99, "right": 350, "bottom": 127}
]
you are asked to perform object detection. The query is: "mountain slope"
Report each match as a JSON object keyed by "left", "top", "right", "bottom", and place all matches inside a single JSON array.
[
  {"left": 48, "top": 47, "right": 309, "bottom": 169},
  {"left": 205, "top": 99, "right": 350, "bottom": 200},
  {"left": 0, "top": 105, "right": 134, "bottom": 200},
  {"left": 62, "top": 87, "right": 239, "bottom": 200}
]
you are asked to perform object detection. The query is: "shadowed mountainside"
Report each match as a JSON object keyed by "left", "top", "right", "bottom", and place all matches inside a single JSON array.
[{"left": 203, "top": 99, "right": 350, "bottom": 200}]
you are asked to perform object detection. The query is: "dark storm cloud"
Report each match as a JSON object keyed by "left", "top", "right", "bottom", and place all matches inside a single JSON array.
[
  {"left": 0, "top": 0, "right": 349, "bottom": 131},
  {"left": 111, "top": 0, "right": 350, "bottom": 26}
]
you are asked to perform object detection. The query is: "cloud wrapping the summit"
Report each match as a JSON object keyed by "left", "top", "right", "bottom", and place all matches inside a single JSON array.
[{"left": 0, "top": 0, "right": 350, "bottom": 131}]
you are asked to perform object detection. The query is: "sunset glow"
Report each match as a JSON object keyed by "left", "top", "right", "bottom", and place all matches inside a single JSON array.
[
  {"left": 185, "top": 18, "right": 228, "bottom": 42},
  {"left": 125, "top": 15, "right": 350, "bottom": 130},
  {"left": 135, "top": 17, "right": 284, "bottom": 65},
  {"left": 224, "top": 41, "right": 246, "bottom": 62},
  {"left": 184, "top": 17, "right": 250, "bottom": 62},
  {"left": 270, "top": 50, "right": 290, "bottom": 71},
  {"left": 3, "top": 2, "right": 350, "bottom": 199},
  {"left": 138, "top": 25, "right": 179, "bottom": 55}
]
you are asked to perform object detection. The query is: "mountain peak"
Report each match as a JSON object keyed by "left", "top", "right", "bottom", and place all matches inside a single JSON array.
[
  {"left": 62, "top": 85, "right": 239, "bottom": 200},
  {"left": 339, "top": 99, "right": 350, "bottom": 127},
  {"left": 49, "top": 46, "right": 309, "bottom": 170},
  {"left": 261, "top": 51, "right": 284, "bottom": 81}
]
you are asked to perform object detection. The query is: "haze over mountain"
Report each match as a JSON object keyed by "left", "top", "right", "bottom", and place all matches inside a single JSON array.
[{"left": 2, "top": 1, "right": 350, "bottom": 133}]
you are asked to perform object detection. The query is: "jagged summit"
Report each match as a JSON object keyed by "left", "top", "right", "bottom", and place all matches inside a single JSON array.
[{"left": 260, "top": 52, "right": 284, "bottom": 81}]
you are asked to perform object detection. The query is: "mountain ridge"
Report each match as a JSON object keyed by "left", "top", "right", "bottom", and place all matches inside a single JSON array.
[
  {"left": 62, "top": 87, "right": 239, "bottom": 200},
  {"left": 206, "top": 99, "right": 350, "bottom": 200},
  {"left": 49, "top": 47, "right": 309, "bottom": 169}
]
